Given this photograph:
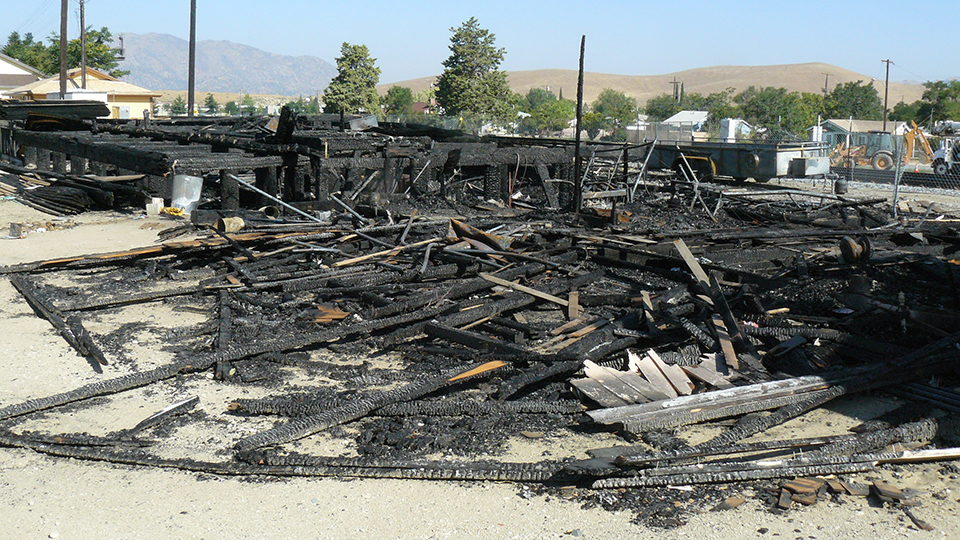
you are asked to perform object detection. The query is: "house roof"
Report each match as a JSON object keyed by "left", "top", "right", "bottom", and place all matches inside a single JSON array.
[
  {"left": 0, "top": 52, "right": 45, "bottom": 91},
  {"left": 6, "top": 67, "right": 160, "bottom": 98},
  {"left": 663, "top": 110, "right": 709, "bottom": 126},
  {"left": 822, "top": 118, "right": 906, "bottom": 134}
]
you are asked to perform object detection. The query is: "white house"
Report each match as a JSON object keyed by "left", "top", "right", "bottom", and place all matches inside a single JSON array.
[{"left": 0, "top": 52, "right": 44, "bottom": 98}]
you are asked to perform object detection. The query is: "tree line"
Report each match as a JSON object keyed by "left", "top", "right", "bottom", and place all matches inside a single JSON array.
[
  {"left": 5, "top": 22, "right": 958, "bottom": 136},
  {"left": 3, "top": 29, "right": 128, "bottom": 78}
]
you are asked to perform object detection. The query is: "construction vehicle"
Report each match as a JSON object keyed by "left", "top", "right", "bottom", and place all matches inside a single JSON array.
[
  {"left": 903, "top": 121, "right": 936, "bottom": 165},
  {"left": 828, "top": 130, "right": 896, "bottom": 170},
  {"left": 933, "top": 120, "right": 960, "bottom": 136},
  {"left": 933, "top": 138, "right": 960, "bottom": 177}
]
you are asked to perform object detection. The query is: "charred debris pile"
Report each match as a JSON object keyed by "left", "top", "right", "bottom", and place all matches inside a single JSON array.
[{"left": 3, "top": 110, "right": 960, "bottom": 524}]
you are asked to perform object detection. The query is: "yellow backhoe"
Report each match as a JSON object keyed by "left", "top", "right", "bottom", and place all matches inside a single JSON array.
[{"left": 903, "top": 121, "right": 936, "bottom": 165}]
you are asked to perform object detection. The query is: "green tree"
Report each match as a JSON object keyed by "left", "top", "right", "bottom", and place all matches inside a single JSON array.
[
  {"left": 582, "top": 112, "right": 607, "bottom": 139},
  {"left": 285, "top": 97, "right": 308, "bottom": 114},
  {"left": 169, "top": 95, "right": 187, "bottom": 116},
  {"left": 644, "top": 94, "right": 682, "bottom": 121},
  {"left": 224, "top": 101, "right": 239, "bottom": 115},
  {"left": 735, "top": 86, "right": 811, "bottom": 137},
  {"left": 530, "top": 99, "right": 575, "bottom": 132},
  {"left": 681, "top": 88, "right": 740, "bottom": 130},
  {"left": 383, "top": 85, "right": 414, "bottom": 116},
  {"left": 203, "top": 93, "right": 219, "bottom": 114},
  {"left": 413, "top": 87, "right": 435, "bottom": 105},
  {"left": 591, "top": 88, "right": 638, "bottom": 128},
  {"left": 888, "top": 100, "right": 923, "bottom": 123},
  {"left": 2, "top": 28, "right": 128, "bottom": 78},
  {"left": 920, "top": 80, "right": 960, "bottom": 123},
  {"left": 323, "top": 43, "right": 381, "bottom": 115},
  {"left": 2, "top": 32, "right": 48, "bottom": 73},
  {"left": 241, "top": 93, "right": 256, "bottom": 115},
  {"left": 824, "top": 80, "right": 882, "bottom": 120},
  {"left": 435, "top": 18, "right": 514, "bottom": 122},
  {"left": 524, "top": 87, "right": 556, "bottom": 112}
]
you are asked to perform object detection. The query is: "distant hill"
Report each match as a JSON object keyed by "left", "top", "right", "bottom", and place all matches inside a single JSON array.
[
  {"left": 118, "top": 33, "right": 336, "bottom": 96},
  {"left": 380, "top": 62, "right": 926, "bottom": 107},
  {"left": 114, "top": 35, "right": 927, "bottom": 109}
]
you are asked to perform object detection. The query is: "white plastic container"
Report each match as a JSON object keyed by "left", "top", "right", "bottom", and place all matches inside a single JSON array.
[{"left": 171, "top": 174, "right": 203, "bottom": 213}]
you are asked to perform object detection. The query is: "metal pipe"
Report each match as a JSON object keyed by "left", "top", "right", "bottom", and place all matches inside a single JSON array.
[
  {"left": 329, "top": 194, "right": 368, "bottom": 223},
  {"left": 228, "top": 173, "right": 324, "bottom": 224}
]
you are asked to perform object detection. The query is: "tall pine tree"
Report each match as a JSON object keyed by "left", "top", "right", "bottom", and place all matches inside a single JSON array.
[
  {"left": 435, "top": 18, "right": 513, "bottom": 122},
  {"left": 323, "top": 43, "right": 381, "bottom": 115}
]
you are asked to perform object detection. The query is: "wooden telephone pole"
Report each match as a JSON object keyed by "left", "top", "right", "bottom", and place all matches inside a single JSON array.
[
  {"left": 80, "top": 0, "right": 87, "bottom": 89},
  {"left": 188, "top": 0, "right": 197, "bottom": 117},
  {"left": 59, "top": 0, "right": 68, "bottom": 98},
  {"left": 882, "top": 59, "right": 893, "bottom": 132}
]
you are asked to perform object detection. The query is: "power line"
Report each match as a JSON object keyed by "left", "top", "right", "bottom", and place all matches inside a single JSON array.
[{"left": 14, "top": 0, "right": 57, "bottom": 35}]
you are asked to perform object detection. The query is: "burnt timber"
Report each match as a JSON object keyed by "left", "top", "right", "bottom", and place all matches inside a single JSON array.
[{"left": 7, "top": 110, "right": 579, "bottom": 208}]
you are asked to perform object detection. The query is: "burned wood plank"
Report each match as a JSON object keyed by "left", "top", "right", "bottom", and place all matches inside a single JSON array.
[
  {"left": 479, "top": 272, "right": 569, "bottom": 307},
  {"left": 10, "top": 275, "right": 108, "bottom": 367},
  {"left": 681, "top": 363, "right": 733, "bottom": 389},
  {"left": 14, "top": 130, "right": 174, "bottom": 176},
  {"left": 424, "top": 322, "right": 528, "bottom": 355},
  {"left": 233, "top": 361, "right": 507, "bottom": 450}
]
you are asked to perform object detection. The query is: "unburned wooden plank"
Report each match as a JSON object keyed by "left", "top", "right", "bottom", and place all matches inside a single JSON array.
[
  {"left": 647, "top": 349, "right": 694, "bottom": 395},
  {"left": 712, "top": 314, "right": 740, "bottom": 370},
  {"left": 629, "top": 350, "right": 678, "bottom": 399},
  {"left": 571, "top": 378, "right": 633, "bottom": 408},
  {"left": 583, "top": 360, "right": 664, "bottom": 402},
  {"left": 681, "top": 364, "right": 734, "bottom": 389}
]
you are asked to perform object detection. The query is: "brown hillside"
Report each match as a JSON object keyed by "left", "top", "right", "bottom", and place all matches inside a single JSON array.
[{"left": 379, "top": 62, "right": 925, "bottom": 108}]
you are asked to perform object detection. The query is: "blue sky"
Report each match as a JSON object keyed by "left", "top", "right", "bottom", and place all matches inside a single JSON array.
[{"left": 3, "top": 0, "right": 955, "bottom": 85}]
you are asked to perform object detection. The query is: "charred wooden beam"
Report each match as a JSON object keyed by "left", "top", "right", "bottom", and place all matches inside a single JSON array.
[
  {"left": 10, "top": 275, "right": 108, "bottom": 368},
  {"left": 233, "top": 361, "right": 507, "bottom": 450},
  {"left": 14, "top": 130, "right": 173, "bottom": 176}
]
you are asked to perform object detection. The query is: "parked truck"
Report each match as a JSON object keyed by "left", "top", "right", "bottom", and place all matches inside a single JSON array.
[{"left": 933, "top": 138, "right": 960, "bottom": 177}]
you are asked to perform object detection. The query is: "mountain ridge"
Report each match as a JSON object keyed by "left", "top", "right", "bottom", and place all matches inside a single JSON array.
[
  {"left": 119, "top": 33, "right": 336, "bottom": 96},
  {"left": 117, "top": 34, "right": 927, "bottom": 106}
]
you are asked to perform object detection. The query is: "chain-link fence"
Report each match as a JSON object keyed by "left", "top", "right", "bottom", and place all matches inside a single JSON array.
[
  {"left": 626, "top": 122, "right": 695, "bottom": 144},
  {"left": 766, "top": 133, "right": 960, "bottom": 220}
]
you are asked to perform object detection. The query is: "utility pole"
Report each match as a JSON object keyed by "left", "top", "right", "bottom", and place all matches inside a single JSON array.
[
  {"left": 80, "top": 0, "right": 87, "bottom": 89},
  {"left": 882, "top": 59, "right": 893, "bottom": 132},
  {"left": 188, "top": 0, "right": 197, "bottom": 117},
  {"left": 669, "top": 77, "right": 682, "bottom": 102},
  {"left": 59, "top": 0, "right": 68, "bottom": 98}
]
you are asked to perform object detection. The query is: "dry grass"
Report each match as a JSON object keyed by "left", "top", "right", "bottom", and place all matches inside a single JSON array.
[{"left": 378, "top": 62, "right": 924, "bottom": 106}]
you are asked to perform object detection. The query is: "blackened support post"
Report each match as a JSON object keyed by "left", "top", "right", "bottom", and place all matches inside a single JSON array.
[
  {"left": 220, "top": 169, "right": 239, "bottom": 210},
  {"left": 254, "top": 167, "right": 277, "bottom": 207},
  {"left": 51, "top": 152, "right": 66, "bottom": 174},
  {"left": 574, "top": 35, "right": 585, "bottom": 216}
]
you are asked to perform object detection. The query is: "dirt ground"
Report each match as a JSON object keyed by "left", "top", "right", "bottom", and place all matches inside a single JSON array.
[{"left": 2, "top": 194, "right": 960, "bottom": 540}]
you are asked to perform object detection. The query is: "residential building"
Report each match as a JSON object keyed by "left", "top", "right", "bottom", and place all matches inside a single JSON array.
[
  {"left": 0, "top": 52, "right": 44, "bottom": 98},
  {"left": 5, "top": 67, "right": 161, "bottom": 119}
]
